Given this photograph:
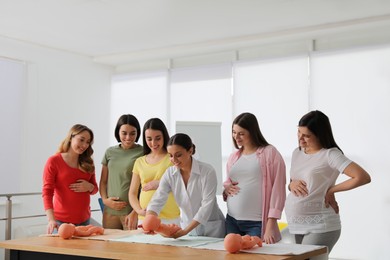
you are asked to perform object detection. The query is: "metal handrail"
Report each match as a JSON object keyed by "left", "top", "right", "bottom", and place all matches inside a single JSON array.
[
  {"left": 0, "top": 192, "right": 42, "bottom": 241},
  {"left": 0, "top": 192, "right": 42, "bottom": 260},
  {"left": 0, "top": 192, "right": 100, "bottom": 260},
  {"left": 0, "top": 214, "right": 47, "bottom": 221},
  {"left": 0, "top": 192, "right": 100, "bottom": 239}
]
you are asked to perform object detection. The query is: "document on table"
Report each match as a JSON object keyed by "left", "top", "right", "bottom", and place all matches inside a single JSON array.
[
  {"left": 194, "top": 240, "right": 326, "bottom": 255},
  {"left": 42, "top": 228, "right": 325, "bottom": 255},
  {"left": 111, "top": 233, "right": 223, "bottom": 247},
  {"left": 110, "top": 233, "right": 325, "bottom": 255}
]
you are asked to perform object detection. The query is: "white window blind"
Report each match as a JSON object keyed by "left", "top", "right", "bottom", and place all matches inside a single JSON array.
[
  {"left": 170, "top": 63, "right": 232, "bottom": 157},
  {"left": 170, "top": 63, "right": 232, "bottom": 182},
  {"left": 233, "top": 56, "right": 309, "bottom": 158},
  {"left": 307, "top": 45, "right": 390, "bottom": 259},
  {"left": 0, "top": 57, "right": 25, "bottom": 193},
  {"left": 111, "top": 71, "right": 168, "bottom": 144}
]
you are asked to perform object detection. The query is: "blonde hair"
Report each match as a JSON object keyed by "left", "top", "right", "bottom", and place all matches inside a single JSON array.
[{"left": 58, "top": 124, "right": 95, "bottom": 173}]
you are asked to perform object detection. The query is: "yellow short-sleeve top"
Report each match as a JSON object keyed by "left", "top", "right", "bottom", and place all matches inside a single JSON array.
[{"left": 133, "top": 154, "right": 180, "bottom": 220}]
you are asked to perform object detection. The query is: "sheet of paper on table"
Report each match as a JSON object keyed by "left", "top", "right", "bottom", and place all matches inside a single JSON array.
[
  {"left": 41, "top": 229, "right": 325, "bottom": 255},
  {"left": 109, "top": 232, "right": 325, "bottom": 255}
]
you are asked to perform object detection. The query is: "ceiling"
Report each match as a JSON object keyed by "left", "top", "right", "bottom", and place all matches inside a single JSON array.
[{"left": 1, "top": 0, "right": 390, "bottom": 66}]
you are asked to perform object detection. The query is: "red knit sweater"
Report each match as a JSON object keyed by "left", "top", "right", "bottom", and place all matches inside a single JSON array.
[{"left": 42, "top": 153, "right": 98, "bottom": 224}]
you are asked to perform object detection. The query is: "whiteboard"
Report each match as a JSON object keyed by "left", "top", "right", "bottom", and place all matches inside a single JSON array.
[{"left": 175, "top": 121, "right": 222, "bottom": 194}]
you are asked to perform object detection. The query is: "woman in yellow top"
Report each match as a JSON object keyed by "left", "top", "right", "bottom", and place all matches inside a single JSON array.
[{"left": 126, "top": 118, "right": 180, "bottom": 228}]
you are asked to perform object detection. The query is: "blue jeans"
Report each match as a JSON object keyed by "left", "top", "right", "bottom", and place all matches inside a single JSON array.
[
  {"left": 225, "top": 214, "right": 262, "bottom": 238},
  {"left": 56, "top": 219, "right": 90, "bottom": 227}
]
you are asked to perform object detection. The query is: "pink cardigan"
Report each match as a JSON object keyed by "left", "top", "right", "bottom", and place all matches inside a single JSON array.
[{"left": 223, "top": 145, "right": 286, "bottom": 242}]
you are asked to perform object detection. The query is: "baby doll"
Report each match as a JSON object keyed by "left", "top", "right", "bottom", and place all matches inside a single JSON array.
[
  {"left": 142, "top": 214, "right": 181, "bottom": 237},
  {"left": 58, "top": 223, "right": 104, "bottom": 239},
  {"left": 224, "top": 233, "right": 263, "bottom": 253}
]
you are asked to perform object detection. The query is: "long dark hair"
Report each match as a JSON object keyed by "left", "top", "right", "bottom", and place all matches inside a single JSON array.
[
  {"left": 232, "top": 112, "right": 269, "bottom": 149},
  {"left": 299, "top": 110, "right": 343, "bottom": 153},
  {"left": 142, "top": 118, "right": 170, "bottom": 155}
]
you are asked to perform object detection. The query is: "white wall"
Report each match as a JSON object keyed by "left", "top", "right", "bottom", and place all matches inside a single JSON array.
[
  {"left": 0, "top": 58, "right": 24, "bottom": 193},
  {"left": 0, "top": 36, "right": 113, "bottom": 192},
  {"left": 0, "top": 36, "right": 112, "bottom": 258},
  {"left": 110, "top": 44, "right": 390, "bottom": 260},
  {"left": 1, "top": 23, "right": 390, "bottom": 260}
]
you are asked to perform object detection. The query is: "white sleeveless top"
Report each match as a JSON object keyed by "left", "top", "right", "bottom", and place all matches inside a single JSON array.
[{"left": 227, "top": 152, "right": 263, "bottom": 221}]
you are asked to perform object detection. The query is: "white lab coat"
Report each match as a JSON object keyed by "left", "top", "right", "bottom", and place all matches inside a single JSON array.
[{"left": 147, "top": 158, "right": 226, "bottom": 238}]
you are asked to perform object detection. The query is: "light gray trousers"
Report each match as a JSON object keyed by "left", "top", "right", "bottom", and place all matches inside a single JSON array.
[{"left": 294, "top": 229, "right": 341, "bottom": 260}]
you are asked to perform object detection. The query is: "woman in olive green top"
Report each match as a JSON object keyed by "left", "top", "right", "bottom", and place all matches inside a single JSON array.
[{"left": 99, "top": 114, "right": 143, "bottom": 229}]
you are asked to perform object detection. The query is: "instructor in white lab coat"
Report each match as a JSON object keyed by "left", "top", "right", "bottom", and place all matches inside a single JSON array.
[{"left": 146, "top": 133, "right": 226, "bottom": 238}]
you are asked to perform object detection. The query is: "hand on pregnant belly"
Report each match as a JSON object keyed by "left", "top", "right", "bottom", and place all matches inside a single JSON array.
[
  {"left": 224, "top": 181, "right": 240, "bottom": 197},
  {"left": 290, "top": 179, "right": 308, "bottom": 197}
]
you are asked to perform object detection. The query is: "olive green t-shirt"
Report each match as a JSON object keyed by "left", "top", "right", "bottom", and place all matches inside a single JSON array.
[{"left": 101, "top": 144, "right": 143, "bottom": 215}]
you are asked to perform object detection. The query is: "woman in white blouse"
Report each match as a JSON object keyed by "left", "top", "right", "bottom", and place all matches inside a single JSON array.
[{"left": 146, "top": 133, "right": 226, "bottom": 238}]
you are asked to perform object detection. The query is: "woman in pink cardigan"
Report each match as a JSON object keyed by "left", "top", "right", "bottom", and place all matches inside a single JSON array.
[{"left": 223, "top": 112, "right": 286, "bottom": 244}]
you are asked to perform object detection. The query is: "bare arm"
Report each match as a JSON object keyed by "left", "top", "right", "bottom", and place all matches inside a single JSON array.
[
  {"left": 129, "top": 173, "right": 145, "bottom": 216},
  {"left": 263, "top": 218, "right": 278, "bottom": 244},
  {"left": 99, "top": 165, "right": 109, "bottom": 200},
  {"left": 325, "top": 162, "right": 371, "bottom": 212},
  {"left": 170, "top": 219, "right": 200, "bottom": 239},
  {"left": 328, "top": 162, "right": 371, "bottom": 194}
]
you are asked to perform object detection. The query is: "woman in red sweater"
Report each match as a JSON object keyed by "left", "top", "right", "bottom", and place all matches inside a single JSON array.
[{"left": 42, "top": 124, "right": 98, "bottom": 234}]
